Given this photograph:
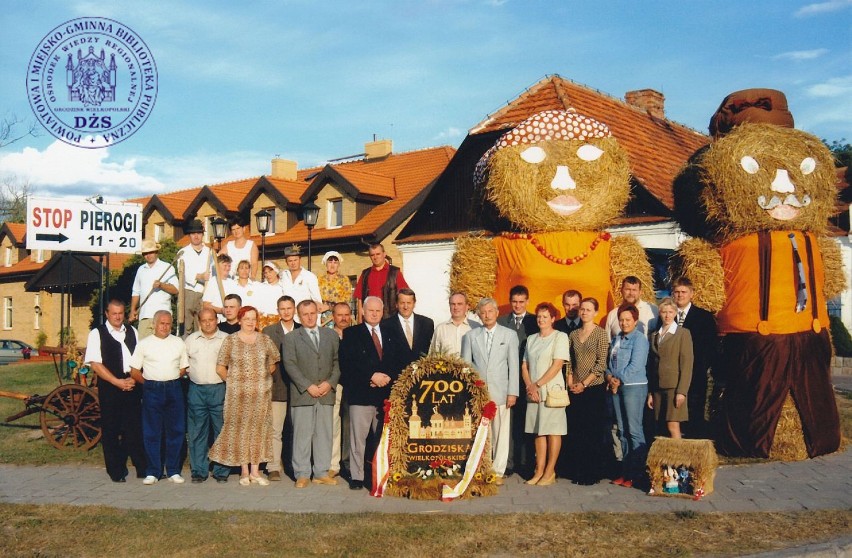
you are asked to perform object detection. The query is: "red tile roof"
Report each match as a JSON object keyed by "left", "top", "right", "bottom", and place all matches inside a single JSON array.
[
  {"left": 1, "top": 222, "right": 27, "bottom": 245},
  {"left": 0, "top": 252, "right": 132, "bottom": 280},
  {"left": 265, "top": 146, "right": 454, "bottom": 245},
  {"left": 471, "top": 75, "right": 708, "bottom": 210}
]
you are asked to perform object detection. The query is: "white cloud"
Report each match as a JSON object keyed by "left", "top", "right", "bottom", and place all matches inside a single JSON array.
[
  {"left": 432, "top": 126, "right": 463, "bottom": 141},
  {"left": 0, "top": 141, "right": 165, "bottom": 200},
  {"left": 773, "top": 48, "right": 829, "bottom": 61},
  {"left": 805, "top": 75, "right": 852, "bottom": 97},
  {"left": 0, "top": 140, "right": 337, "bottom": 204},
  {"left": 795, "top": 0, "right": 852, "bottom": 17}
]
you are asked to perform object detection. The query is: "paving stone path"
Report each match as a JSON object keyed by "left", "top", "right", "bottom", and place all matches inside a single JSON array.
[{"left": 1, "top": 446, "right": 850, "bottom": 515}]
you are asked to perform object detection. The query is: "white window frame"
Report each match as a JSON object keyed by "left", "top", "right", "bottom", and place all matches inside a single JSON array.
[
  {"left": 3, "top": 297, "right": 12, "bottom": 329},
  {"left": 327, "top": 199, "right": 343, "bottom": 229},
  {"left": 33, "top": 294, "right": 40, "bottom": 330},
  {"left": 4, "top": 246, "right": 11, "bottom": 267},
  {"left": 154, "top": 223, "right": 165, "bottom": 242},
  {"left": 34, "top": 249, "right": 44, "bottom": 263},
  {"left": 203, "top": 215, "right": 214, "bottom": 244}
]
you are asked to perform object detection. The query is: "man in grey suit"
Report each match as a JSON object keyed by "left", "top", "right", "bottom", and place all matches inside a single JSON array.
[
  {"left": 284, "top": 300, "right": 340, "bottom": 488},
  {"left": 461, "top": 297, "right": 519, "bottom": 485}
]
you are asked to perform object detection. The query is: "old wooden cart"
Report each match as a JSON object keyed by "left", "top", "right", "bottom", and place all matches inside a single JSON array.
[{"left": 0, "top": 346, "right": 101, "bottom": 450}]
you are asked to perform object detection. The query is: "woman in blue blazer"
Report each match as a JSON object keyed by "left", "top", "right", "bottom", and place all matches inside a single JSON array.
[{"left": 605, "top": 304, "right": 649, "bottom": 488}]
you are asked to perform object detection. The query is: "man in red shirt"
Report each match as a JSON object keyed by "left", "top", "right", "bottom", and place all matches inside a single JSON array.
[{"left": 355, "top": 243, "right": 408, "bottom": 319}]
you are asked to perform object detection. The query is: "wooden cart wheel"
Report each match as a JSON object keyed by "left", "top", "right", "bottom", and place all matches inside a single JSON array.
[{"left": 40, "top": 384, "right": 102, "bottom": 451}]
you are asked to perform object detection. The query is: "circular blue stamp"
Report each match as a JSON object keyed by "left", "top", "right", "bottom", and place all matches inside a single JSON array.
[{"left": 26, "top": 17, "right": 158, "bottom": 149}]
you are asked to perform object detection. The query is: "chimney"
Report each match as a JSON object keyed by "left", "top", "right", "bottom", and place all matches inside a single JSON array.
[
  {"left": 271, "top": 158, "right": 297, "bottom": 180},
  {"left": 625, "top": 89, "right": 665, "bottom": 119},
  {"left": 365, "top": 138, "right": 392, "bottom": 160}
]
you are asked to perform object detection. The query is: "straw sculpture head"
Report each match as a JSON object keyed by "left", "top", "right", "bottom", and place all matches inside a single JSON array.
[
  {"left": 474, "top": 109, "right": 631, "bottom": 233},
  {"left": 692, "top": 122, "right": 837, "bottom": 243}
]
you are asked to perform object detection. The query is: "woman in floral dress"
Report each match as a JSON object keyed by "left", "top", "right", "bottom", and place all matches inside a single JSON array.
[{"left": 209, "top": 306, "right": 279, "bottom": 486}]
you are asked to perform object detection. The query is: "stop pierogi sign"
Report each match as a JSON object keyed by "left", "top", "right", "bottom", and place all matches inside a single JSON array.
[{"left": 26, "top": 197, "right": 142, "bottom": 254}]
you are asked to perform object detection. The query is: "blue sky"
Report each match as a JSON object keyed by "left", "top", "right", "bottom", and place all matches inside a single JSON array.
[{"left": 1, "top": 0, "right": 850, "bottom": 202}]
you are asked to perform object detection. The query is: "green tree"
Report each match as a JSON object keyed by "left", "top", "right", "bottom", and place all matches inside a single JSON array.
[
  {"left": 823, "top": 138, "right": 852, "bottom": 168},
  {"left": 0, "top": 114, "right": 39, "bottom": 223},
  {"left": 0, "top": 176, "right": 31, "bottom": 223}
]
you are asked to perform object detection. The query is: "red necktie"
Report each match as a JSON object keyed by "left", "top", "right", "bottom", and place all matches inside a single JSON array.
[{"left": 372, "top": 327, "right": 383, "bottom": 360}]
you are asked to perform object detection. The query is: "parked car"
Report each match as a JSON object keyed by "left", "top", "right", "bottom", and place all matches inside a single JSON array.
[{"left": 0, "top": 340, "right": 39, "bottom": 365}]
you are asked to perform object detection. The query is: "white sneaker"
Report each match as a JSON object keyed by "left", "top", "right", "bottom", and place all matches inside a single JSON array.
[
  {"left": 142, "top": 475, "right": 158, "bottom": 485},
  {"left": 168, "top": 474, "right": 185, "bottom": 484}
]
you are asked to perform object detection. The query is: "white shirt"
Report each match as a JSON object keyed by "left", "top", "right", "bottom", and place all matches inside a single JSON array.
[
  {"left": 179, "top": 244, "right": 212, "bottom": 293},
  {"left": 132, "top": 259, "right": 179, "bottom": 320},
  {"left": 605, "top": 300, "right": 659, "bottom": 339},
  {"left": 129, "top": 334, "right": 189, "bottom": 381},
  {"left": 224, "top": 239, "right": 255, "bottom": 278},
  {"left": 84, "top": 323, "right": 137, "bottom": 373},
  {"left": 202, "top": 276, "right": 238, "bottom": 309},
  {"left": 676, "top": 303, "right": 692, "bottom": 324},
  {"left": 184, "top": 329, "right": 227, "bottom": 384},
  {"left": 231, "top": 279, "right": 278, "bottom": 316},
  {"left": 397, "top": 313, "right": 415, "bottom": 331},
  {"left": 430, "top": 319, "right": 479, "bottom": 356},
  {"left": 280, "top": 267, "right": 322, "bottom": 306},
  {"left": 257, "top": 281, "right": 285, "bottom": 315},
  {"left": 366, "top": 323, "right": 382, "bottom": 347},
  {"left": 658, "top": 321, "right": 679, "bottom": 337}
]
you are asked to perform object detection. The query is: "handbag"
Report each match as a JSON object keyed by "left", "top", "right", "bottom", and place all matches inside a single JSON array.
[{"left": 545, "top": 384, "right": 570, "bottom": 408}]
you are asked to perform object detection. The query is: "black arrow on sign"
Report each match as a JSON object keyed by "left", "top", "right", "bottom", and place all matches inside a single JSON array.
[{"left": 35, "top": 233, "right": 69, "bottom": 243}]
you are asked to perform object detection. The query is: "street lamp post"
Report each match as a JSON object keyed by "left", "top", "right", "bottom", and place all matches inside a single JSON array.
[
  {"left": 211, "top": 217, "right": 228, "bottom": 251},
  {"left": 254, "top": 209, "right": 271, "bottom": 266},
  {"left": 302, "top": 201, "right": 320, "bottom": 271}
]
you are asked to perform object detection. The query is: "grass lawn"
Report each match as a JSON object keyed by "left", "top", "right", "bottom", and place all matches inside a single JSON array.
[
  {"left": 0, "top": 362, "right": 103, "bottom": 466},
  {"left": 1, "top": 505, "right": 850, "bottom": 557}
]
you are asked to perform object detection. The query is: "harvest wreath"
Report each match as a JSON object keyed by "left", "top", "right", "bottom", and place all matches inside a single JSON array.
[{"left": 372, "top": 354, "right": 499, "bottom": 500}]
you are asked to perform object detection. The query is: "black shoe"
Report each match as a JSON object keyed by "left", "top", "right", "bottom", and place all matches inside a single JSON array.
[
  {"left": 214, "top": 476, "right": 228, "bottom": 483},
  {"left": 191, "top": 475, "right": 207, "bottom": 483},
  {"left": 503, "top": 468, "right": 514, "bottom": 477},
  {"left": 349, "top": 480, "right": 364, "bottom": 490},
  {"left": 111, "top": 477, "right": 126, "bottom": 483}
]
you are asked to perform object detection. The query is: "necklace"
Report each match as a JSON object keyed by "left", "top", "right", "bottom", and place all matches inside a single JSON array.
[{"left": 500, "top": 231, "right": 611, "bottom": 265}]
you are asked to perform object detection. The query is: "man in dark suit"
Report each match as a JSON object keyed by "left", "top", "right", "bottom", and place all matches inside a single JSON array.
[
  {"left": 554, "top": 289, "right": 581, "bottom": 476},
  {"left": 555, "top": 289, "right": 583, "bottom": 335},
  {"left": 284, "top": 300, "right": 340, "bottom": 488},
  {"left": 339, "top": 296, "right": 399, "bottom": 490},
  {"left": 261, "top": 295, "right": 300, "bottom": 481},
  {"left": 497, "top": 284, "right": 539, "bottom": 477},
  {"left": 381, "top": 288, "right": 434, "bottom": 370},
  {"left": 671, "top": 277, "right": 719, "bottom": 439}
]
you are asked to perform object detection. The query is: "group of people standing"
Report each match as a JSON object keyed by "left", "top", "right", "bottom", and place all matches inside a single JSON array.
[
  {"left": 87, "top": 217, "right": 717, "bottom": 492},
  {"left": 480, "top": 277, "right": 717, "bottom": 489}
]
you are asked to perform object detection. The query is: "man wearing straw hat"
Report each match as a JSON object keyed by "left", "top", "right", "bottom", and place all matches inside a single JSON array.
[
  {"left": 129, "top": 239, "right": 179, "bottom": 339},
  {"left": 178, "top": 219, "right": 212, "bottom": 337}
]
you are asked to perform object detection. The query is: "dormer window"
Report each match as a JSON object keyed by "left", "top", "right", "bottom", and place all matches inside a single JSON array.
[{"left": 328, "top": 199, "right": 343, "bottom": 229}]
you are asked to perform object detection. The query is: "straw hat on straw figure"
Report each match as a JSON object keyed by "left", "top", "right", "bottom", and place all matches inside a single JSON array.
[{"left": 670, "top": 89, "right": 843, "bottom": 460}]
